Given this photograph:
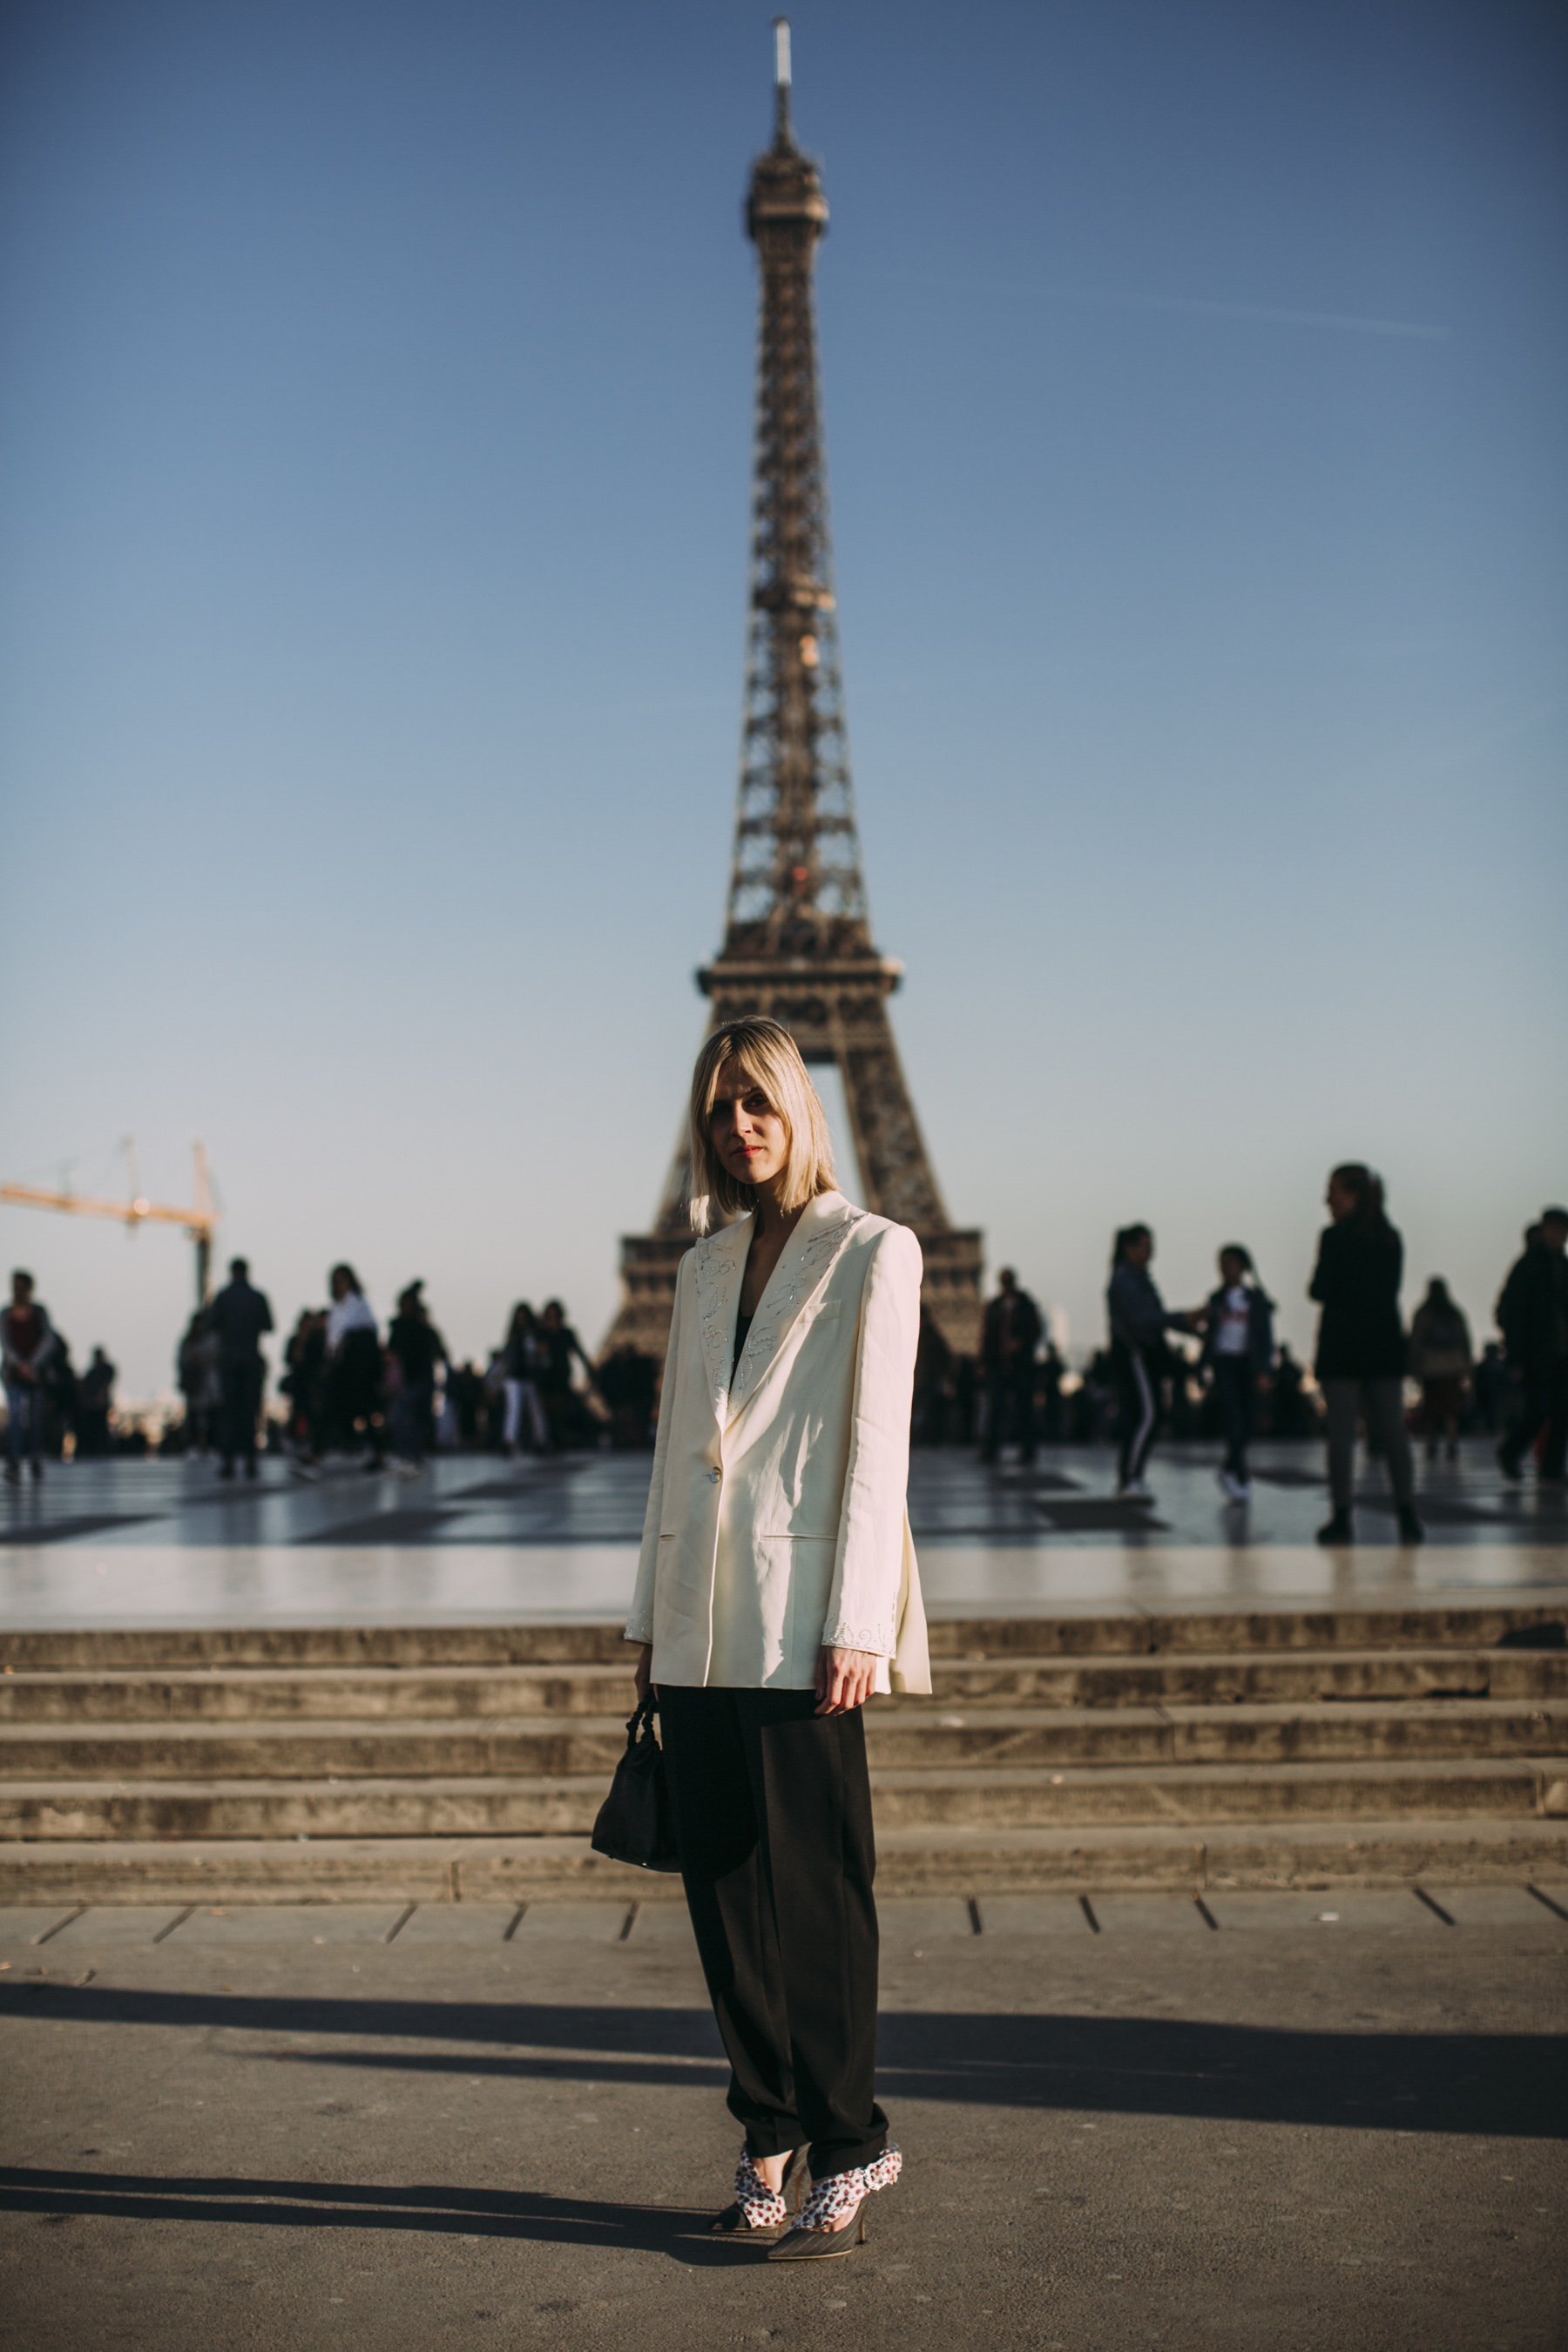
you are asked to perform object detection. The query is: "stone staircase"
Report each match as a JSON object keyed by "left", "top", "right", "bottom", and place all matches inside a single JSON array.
[{"left": 1, "top": 1601, "right": 1565, "bottom": 1903}]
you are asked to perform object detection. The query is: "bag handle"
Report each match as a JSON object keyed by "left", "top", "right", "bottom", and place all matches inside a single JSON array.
[{"left": 625, "top": 1689, "right": 659, "bottom": 1740}]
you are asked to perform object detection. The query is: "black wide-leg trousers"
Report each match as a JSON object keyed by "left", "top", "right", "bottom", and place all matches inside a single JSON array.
[{"left": 656, "top": 1684, "right": 889, "bottom": 2181}]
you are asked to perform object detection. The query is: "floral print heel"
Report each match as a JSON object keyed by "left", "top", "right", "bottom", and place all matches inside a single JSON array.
[
  {"left": 709, "top": 2145, "right": 807, "bottom": 2237},
  {"left": 767, "top": 2144, "right": 902, "bottom": 2261}
]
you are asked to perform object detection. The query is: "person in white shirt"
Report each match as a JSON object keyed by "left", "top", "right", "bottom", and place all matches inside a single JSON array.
[
  {"left": 1200, "top": 1245, "right": 1275, "bottom": 1501},
  {"left": 323, "top": 1264, "right": 385, "bottom": 1470},
  {"left": 626, "top": 1017, "right": 926, "bottom": 2261}
]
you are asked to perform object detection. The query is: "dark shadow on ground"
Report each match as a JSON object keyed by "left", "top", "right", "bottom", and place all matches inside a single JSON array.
[
  {"left": 0, "top": 2169, "right": 751, "bottom": 2260},
  {"left": 3, "top": 1984, "right": 1561, "bottom": 2139}
]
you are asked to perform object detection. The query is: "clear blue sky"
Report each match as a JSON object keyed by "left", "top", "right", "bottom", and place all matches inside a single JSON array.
[{"left": 2, "top": 0, "right": 1564, "bottom": 1397}]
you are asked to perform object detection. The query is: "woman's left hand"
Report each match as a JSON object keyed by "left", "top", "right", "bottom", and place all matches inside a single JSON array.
[{"left": 814, "top": 1646, "right": 878, "bottom": 1716}]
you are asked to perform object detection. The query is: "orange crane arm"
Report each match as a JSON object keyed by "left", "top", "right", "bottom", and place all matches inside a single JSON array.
[{"left": 0, "top": 1183, "right": 217, "bottom": 1234}]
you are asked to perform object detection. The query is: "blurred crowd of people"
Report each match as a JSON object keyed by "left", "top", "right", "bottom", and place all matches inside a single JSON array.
[
  {"left": 169, "top": 1263, "right": 651, "bottom": 1481},
  {"left": 4, "top": 1177, "right": 1565, "bottom": 1517},
  {"left": 939, "top": 1173, "right": 1567, "bottom": 1547},
  {"left": 0, "top": 1269, "right": 118, "bottom": 1481}
]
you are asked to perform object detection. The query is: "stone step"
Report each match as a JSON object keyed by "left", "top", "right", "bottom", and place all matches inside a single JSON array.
[
  {"left": 2, "top": 1816, "right": 1565, "bottom": 1904},
  {"left": 923, "top": 1648, "right": 1568, "bottom": 1707},
  {"left": 2, "top": 1598, "right": 1563, "bottom": 1674},
  {"left": 3, "top": 1755, "right": 1563, "bottom": 1842},
  {"left": 881, "top": 1700, "right": 1566, "bottom": 1767},
  {"left": 3, "top": 1646, "right": 1565, "bottom": 1726},
  {"left": 0, "top": 1664, "right": 640, "bottom": 1725},
  {"left": 867, "top": 1757, "right": 1568, "bottom": 1828},
  {"left": 1, "top": 1699, "right": 1564, "bottom": 1780}
]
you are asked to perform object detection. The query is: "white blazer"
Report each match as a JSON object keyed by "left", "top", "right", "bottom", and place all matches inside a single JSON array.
[{"left": 625, "top": 1191, "right": 931, "bottom": 1696}]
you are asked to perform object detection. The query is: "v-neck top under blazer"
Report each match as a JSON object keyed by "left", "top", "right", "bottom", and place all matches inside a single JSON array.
[{"left": 625, "top": 1192, "right": 931, "bottom": 1696}]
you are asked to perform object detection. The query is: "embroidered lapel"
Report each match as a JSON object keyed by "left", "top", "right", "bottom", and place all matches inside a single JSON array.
[
  {"left": 693, "top": 1213, "right": 751, "bottom": 1429},
  {"left": 727, "top": 1193, "right": 861, "bottom": 1426}
]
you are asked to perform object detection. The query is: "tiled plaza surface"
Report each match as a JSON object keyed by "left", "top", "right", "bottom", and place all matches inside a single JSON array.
[
  {"left": 1, "top": 1440, "right": 1564, "bottom": 1629},
  {"left": 1, "top": 1893, "right": 1563, "bottom": 2351}
]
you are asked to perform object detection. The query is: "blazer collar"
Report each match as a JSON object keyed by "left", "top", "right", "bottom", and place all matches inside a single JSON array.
[{"left": 727, "top": 1192, "right": 861, "bottom": 1426}]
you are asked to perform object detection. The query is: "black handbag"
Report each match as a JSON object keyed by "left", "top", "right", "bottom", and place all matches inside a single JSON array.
[{"left": 590, "top": 1693, "right": 682, "bottom": 1873}]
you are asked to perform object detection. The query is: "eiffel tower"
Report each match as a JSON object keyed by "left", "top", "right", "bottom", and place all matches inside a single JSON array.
[{"left": 606, "top": 21, "right": 983, "bottom": 1360}]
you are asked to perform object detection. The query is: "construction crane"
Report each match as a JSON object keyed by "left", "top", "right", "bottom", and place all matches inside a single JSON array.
[{"left": 1, "top": 1141, "right": 219, "bottom": 1304}]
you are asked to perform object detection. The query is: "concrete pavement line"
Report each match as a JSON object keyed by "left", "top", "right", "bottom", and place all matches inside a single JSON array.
[
  {"left": 502, "top": 1903, "right": 528, "bottom": 1940},
  {"left": 31, "top": 1905, "right": 84, "bottom": 1944},
  {"left": 1412, "top": 1887, "right": 1456, "bottom": 1925},
  {"left": 1525, "top": 1883, "right": 1568, "bottom": 1919},
  {"left": 384, "top": 1904, "right": 416, "bottom": 1943},
  {"left": 151, "top": 1906, "right": 193, "bottom": 1943}
]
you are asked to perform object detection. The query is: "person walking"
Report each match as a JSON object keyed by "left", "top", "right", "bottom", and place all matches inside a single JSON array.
[
  {"left": 499, "top": 1303, "right": 549, "bottom": 1456},
  {"left": 75, "top": 1348, "right": 116, "bottom": 1458},
  {"left": 1200, "top": 1246, "right": 1275, "bottom": 1501},
  {"left": 536, "top": 1299, "right": 597, "bottom": 1450},
  {"left": 324, "top": 1265, "right": 385, "bottom": 1470},
  {"left": 1308, "top": 1166, "right": 1423, "bottom": 1545},
  {"left": 279, "top": 1308, "right": 328, "bottom": 1470},
  {"left": 206, "top": 1257, "right": 274, "bottom": 1480},
  {"left": 626, "top": 1017, "right": 927, "bottom": 2261},
  {"left": 1105, "top": 1227, "right": 1197, "bottom": 1500},
  {"left": 177, "top": 1308, "right": 222, "bottom": 1456},
  {"left": 1495, "top": 1207, "right": 1568, "bottom": 1484},
  {"left": 979, "top": 1268, "right": 1044, "bottom": 1465},
  {"left": 386, "top": 1281, "right": 446, "bottom": 1474},
  {"left": 1407, "top": 1278, "right": 1474, "bottom": 1462},
  {"left": 2, "top": 1271, "right": 59, "bottom": 1484}
]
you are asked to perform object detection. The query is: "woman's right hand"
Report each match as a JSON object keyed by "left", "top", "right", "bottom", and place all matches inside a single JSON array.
[{"left": 633, "top": 1643, "right": 653, "bottom": 1707}]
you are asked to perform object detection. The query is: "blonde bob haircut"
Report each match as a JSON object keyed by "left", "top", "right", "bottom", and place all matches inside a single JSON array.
[{"left": 687, "top": 1017, "right": 836, "bottom": 1233}]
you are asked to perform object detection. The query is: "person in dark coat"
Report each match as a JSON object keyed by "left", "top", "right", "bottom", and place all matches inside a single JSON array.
[
  {"left": 279, "top": 1308, "right": 328, "bottom": 1469},
  {"left": 387, "top": 1281, "right": 447, "bottom": 1473},
  {"left": 535, "top": 1299, "right": 597, "bottom": 1450},
  {"left": 1407, "top": 1278, "right": 1473, "bottom": 1461},
  {"left": 1105, "top": 1227, "right": 1199, "bottom": 1498},
  {"left": 911, "top": 1305, "right": 953, "bottom": 1447},
  {"left": 1495, "top": 1207, "right": 1568, "bottom": 1484},
  {"left": 206, "top": 1257, "right": 274, "bottom": 1480},
  {"left": 979, "top": 1268, "right": 1044, "bottom": 1465},
  {"left": 323, "top": 1264, "right": 385, "bottom": 1470},
  {"left": 1308, "top": 1166, "right": 1421, "bottom": 1545},
  {"left": 75, "top": 1347, "right": 116, "bottom": 1458},
  {"left": 2, "top": 1271, "right": 59, "bottom": 1482},
  {"left": 1200, "top": 1246, "right": 1274, "bottom": 1501}
]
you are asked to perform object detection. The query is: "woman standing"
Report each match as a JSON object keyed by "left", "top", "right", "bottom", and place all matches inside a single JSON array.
[
  {"left": 626, "top": 1017, "right": 928, "bottom": 2261},
  {"left": 1200, "top": 1245, "right": 1275, "bottom": 1502},
  {"left": 324, "top": 1265, "right": 385, "bottom": 1470},
  {"left": 1105, "top": 1225, "right": 1197, "bottom": 1499},
  {"left": 1308, "top": 1164, "right": 1423, "bottom": 1545},
  {"left": 1407, "top": 1278, "right": 1473, "bottom": 1462}
]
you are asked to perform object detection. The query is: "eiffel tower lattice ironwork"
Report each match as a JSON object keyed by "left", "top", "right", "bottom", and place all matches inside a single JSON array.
[{"left": 606, "top": 23, "right": 983, "bottom": 1360}]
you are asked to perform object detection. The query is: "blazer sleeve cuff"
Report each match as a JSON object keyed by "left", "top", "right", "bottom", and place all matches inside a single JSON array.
[
  {"left": 624, "top": 1612, "right": 653, "bottom": 1645},
  {"left": 820, "top": 1616, "right": 896, "bottom": 1657}
]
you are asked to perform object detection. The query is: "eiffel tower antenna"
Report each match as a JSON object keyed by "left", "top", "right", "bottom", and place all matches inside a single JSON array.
[{"left": 607, "top": 22, "right": 983, "bottom": 1358}]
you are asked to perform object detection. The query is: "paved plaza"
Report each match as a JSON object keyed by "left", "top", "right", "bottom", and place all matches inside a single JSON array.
[
  {"left": 3, "top": 1441, "right": 1564, "bottom": 2345},
  {"left": 2, "top": 1890, "right": 1564, "bottom": 2351},
  {"left": 1, "top": 1441, "right": 1565, "bottom": 1632}
]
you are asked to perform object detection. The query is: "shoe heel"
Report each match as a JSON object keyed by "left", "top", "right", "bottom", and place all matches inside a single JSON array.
[{"left": 857, "top": 2209, "right": 868, "bottom": 2244}]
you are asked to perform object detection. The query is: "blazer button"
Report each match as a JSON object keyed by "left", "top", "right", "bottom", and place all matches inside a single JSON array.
[{"left": 709, "top": 1469, "right": 721, "bottom": 1484}]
